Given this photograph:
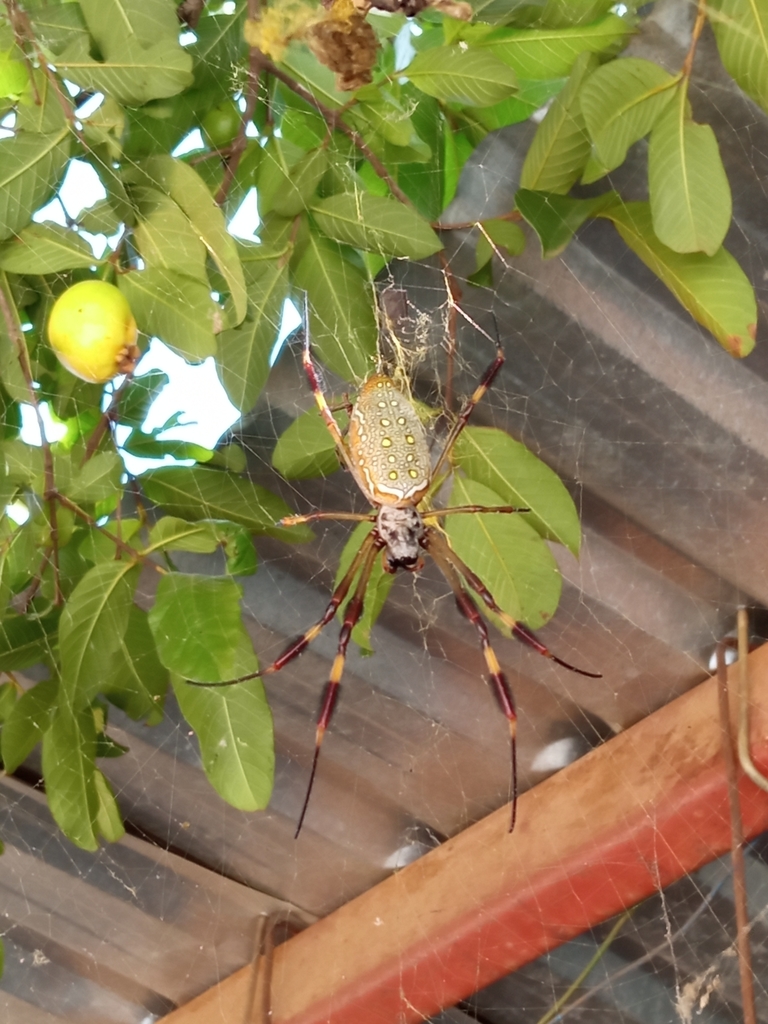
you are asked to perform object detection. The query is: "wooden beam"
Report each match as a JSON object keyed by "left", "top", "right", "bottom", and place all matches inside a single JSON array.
[{"left": 161, "top": 645, "right": 768, "bottom": 1024}]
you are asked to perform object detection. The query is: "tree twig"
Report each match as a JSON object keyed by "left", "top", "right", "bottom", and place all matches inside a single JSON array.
[
  {"left": 81, "top": 371, "right": 134, "bottom": 466},
  {"left": 54, "top": 491, "right": 160, "bottom": 569},
  {"left": 716, "top": 634, "right": 757, "bottom": 1024},
  {"left": 0, "top": 275, "right": 62, "bottom": 604},
  {"left": 256, "top": 53, "right": 412, "bottom": 207},
  {"left": 681, "top": 0, "right": 707, "bottom": 80}
]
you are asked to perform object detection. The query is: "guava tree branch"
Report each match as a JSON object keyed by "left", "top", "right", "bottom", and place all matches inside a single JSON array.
[
  {"left": 214, "top": 0, "right": 263, "bottom": 205},
  {"left": 0, "top": 274, "right": 62, "bottom": 604},
  {"left": 256, "top": 54, "right": 411, "bottom": 207},
  {"left": 177, "top": 0, "right": 208, "bottom": 28},
  {"left": 54, "top": 492, "right": 160, "bottom": 569},
  {"left": 81, "top": 371, "right": 134, "bottom": 466}
]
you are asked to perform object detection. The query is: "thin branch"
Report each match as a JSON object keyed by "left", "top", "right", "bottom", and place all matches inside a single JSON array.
[
  {"left": 681, "top": 0, "right": 707, "bottom": 79},
  {"left": 716, "top": 636, "right": 757, "bottom": 1024},
  {"left": 81, "top": 371, "right": 134, "bottom": 466},
  {"left": 215, "top": 47, "right": 262, "bottom": 206},
  {"left": 0, "top": 275, "right": 62, "bottom": 604},
  {"left": 736, "top": 608, "right": 768, "bottom": 791},
  {"left": 177, "top": 0, "right": 208, "bottom": 29},
  {"left": 256, "top": 54, "right": 412, "bottom": 207},
  {"left": 53, "top": 492, "right": 156, "bottom": 567},
  {"left": 11, "top": 546, "right": 52, "bottom": 613}
]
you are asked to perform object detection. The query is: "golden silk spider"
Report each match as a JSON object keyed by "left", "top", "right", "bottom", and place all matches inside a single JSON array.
[{"left": 203, "top": 322, "right": 600, "bottom": 837}]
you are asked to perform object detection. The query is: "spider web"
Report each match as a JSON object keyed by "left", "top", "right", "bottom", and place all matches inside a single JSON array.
[{"left": 3, "top": 0, "right": 768, "bottom": 1022}]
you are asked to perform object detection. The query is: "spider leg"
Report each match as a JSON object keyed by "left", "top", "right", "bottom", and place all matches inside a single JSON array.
[
  {"left": 423, "top": 505, "right": 529, "bottom": 519},
  {"left": 428, "top": 528, "right": 601, "bottom": 679},
  {"left": 428, "top": 535, "right": 519, "bottom": 831},
  {"left": 187, "top": 529, "right": 379, "bottom": 688},
  {"left": 301, "top": 307, "right": 359, "bottom": 477},
  {"left": 431, "top": 342, "right": 505, "bottom": 481},
  {"left": 295, "top": 533, "right": 382, "bottom": 837},
  {"left": 278, "top": 511, "right": 376, "bottom": 527}
]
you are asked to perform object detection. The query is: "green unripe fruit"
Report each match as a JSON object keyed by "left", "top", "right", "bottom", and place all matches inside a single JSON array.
[
  {"left": 201, "top": 99, "right": 242, "bottom": 150},
  {"left": 48, "top": 281, "right": 139, "bottom": 384}
]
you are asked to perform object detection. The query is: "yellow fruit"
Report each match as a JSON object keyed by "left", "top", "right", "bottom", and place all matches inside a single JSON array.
[{"left": 48, "top": 281, "right": 139, "bottom": 384}]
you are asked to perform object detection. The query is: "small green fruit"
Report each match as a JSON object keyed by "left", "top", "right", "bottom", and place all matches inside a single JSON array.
[
  {"left": 48, "top": 280, "right": 139, "bottom": 384},
  {"left": 201, "top": 99, "right": 242, "bottom": 150}
]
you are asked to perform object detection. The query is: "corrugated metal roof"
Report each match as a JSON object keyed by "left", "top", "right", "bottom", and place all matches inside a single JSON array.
[{"left": 4, "top": 1, "right": 768, "bottom": 1020}]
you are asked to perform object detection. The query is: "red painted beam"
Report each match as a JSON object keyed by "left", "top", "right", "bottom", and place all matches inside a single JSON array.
[{"left": 162, "top": 646, "right": 768, "bottom": 1024}]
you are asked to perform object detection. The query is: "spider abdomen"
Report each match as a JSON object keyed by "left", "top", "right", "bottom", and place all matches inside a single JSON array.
[{"left": 347, "top": 375, "right": 430, "bottom": 506}]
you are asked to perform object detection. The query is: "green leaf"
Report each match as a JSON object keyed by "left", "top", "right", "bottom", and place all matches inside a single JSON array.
[
  {"left": 59, "top": 560, "right": 140, "bottom": 709},
  {"left": 519, "top": 52, "right": 596, "bottom": 194},
  {"left": 149, "top": 573, "right": 257, "bottom": 682},
  {"left": 0, "top": 612, "right": 59, "bottom": 671},
  {"left": 118, "top": 268, "right": 219, "bottom": 362},
  {"left": 0, "top": 518, "right": 39, "bottom": 608},
  {"left": 55, "top": 0, "right": 193, "bottom": 106},
  {"left": 146, "top": 516, "right": 220, "bottom": 554},
  {"left": 473, "top": 78, "right": 567, "bottom": 131},
  {"left": 404, "top": 46, "right": 518, "bottom": 106},
  {"left": 121, "top": 430, "right": 213, "bottom": 463},
  {"left": 516, "top": 188, "right": 619, "bottom": 257},
  {"left": 648, "top": 88, "right": 732, "bottom": 256},
  {"left": 478, "top": 12, "right": 633, "bottom": 79},
  {"left": 0, "top": 681, "right": 16, "bottom": 722},
  {"left": 93, "top": 769, "right": 125, "bottom": 843},
  {"left": 141, "top": 465, "right": 313, "bottom": 542},
  {"left": 23, "top": 1, "right": 90, "bottom": 56},
  {"left": 0, "top": 51, "right": 29, "bottom": 99},
  {"left": 310, "top": 193, "right": 442, "bottom": 260},
  {"left": 280, "top": 42, "right": 348, "bottom": 110},
  {"left": 103, "top": 605, "right": 168, "bottom": 723},
  {"left": 396, "top": 91, "right": 447, "bottom": 220},
  {"left": 0, "top": 129, "right": 70, "bottom": 241},
  {"left": 144, "top": 516, "right": 256, "bottom": 574},
  {"left": 15, "top": 69, "right": 71, "bottom": 134},
  {"left": 538, "top": 0, "right": 617, "bottom": 28},
  {"left": 579, "top": 57, "right": 678, "bottom": 174},
  {"left": 67, "top": 451, "right": 123, "bottom": 503},
  {"left": 257, "top": 136, "right": 307, "bottom": 218},
  {"left": 354, "top": 93, "right": 420, "bottom": 149},
  {"left": 1, "top": 677, "right": 58, "bottom": 773},
  {"left": 118, "top": 370, "right": 170, "bottom": 428},
  {"left": 136, "top": 156, "right": 247, "bottom": 323},
  {"left": 0, "top": 222, "right": 98, "bottom": 273},
  {"left": 131, "top": 185, "right": 208, "bottom": 282},
  {"left": 445, "top": 476, "right": 562, "bottom": 629},
  {"left": 272, "top": 406, "right": 347, "bottom": 480},
  {"left": 452, "top": 426, "right": 582, "bottom": 554},
  {"left": 708, "top": 0, "right": 768, "bottom": 116},
  {"left": 598, "top": 200, "right": 756, "bottom": 357},
  {"left": 335, "top": 521, "right": 394, "bottom": 654},
  {"left": 41, "top": 703, "right": 99, "bottom": 851},
  {"left": 78, "top": 198, "right": 122, "bottom": 236},
  {"left": 293, "top": 232, "right": 377, "bottom": 381},
  {"left": 79, "top": 520, "right": 142, "bottom": 565},
  {"left": 272, "top": 148, "right": 328, "bottom": 217},
  {"left": 217, "top": 259, "right": 288, "bottom": 414},
  {"left": 172, "top": 670, "right": 274, "bottom": 811}
]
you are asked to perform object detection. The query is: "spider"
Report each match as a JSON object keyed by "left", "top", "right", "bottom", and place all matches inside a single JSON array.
[{"left": 206, "top": 323, "right": 600, "bottom": 837}]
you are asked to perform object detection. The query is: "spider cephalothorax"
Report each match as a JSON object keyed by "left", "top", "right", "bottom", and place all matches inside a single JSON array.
[{"left": 199, "top": 323, "right": 600, "bottom": 837}]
